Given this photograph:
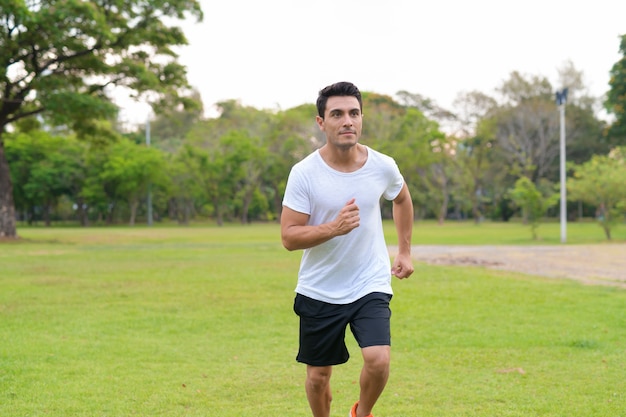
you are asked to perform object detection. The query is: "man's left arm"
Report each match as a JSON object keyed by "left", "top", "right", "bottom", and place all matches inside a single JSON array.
[{"left": 391, "top": 183, "right": 414, "bottom": 279}]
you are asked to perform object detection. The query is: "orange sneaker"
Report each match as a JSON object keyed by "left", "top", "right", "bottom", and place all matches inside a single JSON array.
[{"left": 349, "top": 401, "right": 373, "bottom": 417}]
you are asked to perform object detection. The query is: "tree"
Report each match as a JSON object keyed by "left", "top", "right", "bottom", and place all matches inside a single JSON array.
[
  {"left": 491, "top": 72, "right": 560, "bottom": 183},
  {"left": 360, "top": 92, "right": 404, "bottom": 149},
  {"left": 167, "top": 144, "right": 209, "bottom": 224},
  {"left": 266, "top": 105, "right": 317, "bottom": 219},
  {"left": 379, "top": 107, "right": 448, "bottom": 222},
  {"left": 82, "top": 144, "right": 118, "bottom": 224},
  {"left": 98, "top": 139, "right": 168, "bottom": 225},
  {"left": 205, "top": 132, "right": 251, "bottom": 226},
  {"left": 554, "top": 61, "right": 610, "bottom": 169},
  {"left": 487, "top": 68, "right": 603, "bottom": 183},
  {"left": 396, "top": 90, "right": 457, "bottom": 134},
  {"left": 605, "top": 34, "right": 626, "bottom": 148},
  {"left": 567, "top": 147, "right": 626, "bottom": 240},
  {"left": 5, "top": 131, "right": 86, "bottom": 225},
  {"left": 452, "top": 91, "right": 499, "bottom": 222},
  {"left": 135, "top": 88, "right": 205, "bottom": 153},
  {"left": 186, "top": 100, "right": 294, "bottom": 224},
  {"left": 230, "top": 132, "right": 267, "bottom": 224},
  {"left": 509, "top": 176, "right": 558, "bottom": 240},
  {"left": 0, "top": 0, "right": 203, "bottom": 237}
]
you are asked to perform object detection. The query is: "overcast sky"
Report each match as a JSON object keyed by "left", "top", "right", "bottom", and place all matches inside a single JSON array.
[{"left": 117, "top": 0, "right": 626, "bottom": 124}]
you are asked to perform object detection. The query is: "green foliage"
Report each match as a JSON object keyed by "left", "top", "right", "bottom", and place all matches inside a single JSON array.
[
  {"left": 455, "top": 133, "right": 500, "bottom": 222},
  {"left": 0, "top": 0, "right": 202, "bottom": 131},
  {"left": 186, "top": 102, "right": 312, "bottom": 224},
  {"left": 509, "top": 177, "right": 558, "bottom": 239},
  {"left": 136, "top": 89, "right": 204, "bottom": 152},
  {"left": 360, "top": 92, "right": 405, "bottom": 146},
  {"left": 74, "top": 137, "right": 170, "bottom": 225},
  {"left": 5, "top": 131, "right": 87, "bottom": 224},
  {"left": 606, "top": 34, "right": 626, "bottom": 146},
  {"left": 167, "top": 144, "right": 211, "bottom": 223},
  {"left": 497, "top": 71, "right": 554, "bottom": 104},
  {"left": 568, "top": 147, "right": 626, "bottom": 240},
  {"left": 100, "top": 139, "right": 169, "bottom": 225},
  {"left": 493, "top": 99, "right": 559, "bottom": 181},
  {"left": 566, "top": 104, "right": 611, "bottom": 165},
  {"left": 375, "top": 106, "right": 452, "bottom": 221},
  {"left": 0, "top": 0, "right": 203, "bottom": 236},
  {"left": 2, "top": 60, "right": 623, "bottom": 230}
]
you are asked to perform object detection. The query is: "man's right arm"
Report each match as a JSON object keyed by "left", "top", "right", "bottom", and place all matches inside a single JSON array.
[{"left": 280, "top": 199, "right": 360, "bottom": 251}]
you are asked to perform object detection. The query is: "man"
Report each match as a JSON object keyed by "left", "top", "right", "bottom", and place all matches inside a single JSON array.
[{"left": 281, "top": 81, "right": 414, "bottom": 417}]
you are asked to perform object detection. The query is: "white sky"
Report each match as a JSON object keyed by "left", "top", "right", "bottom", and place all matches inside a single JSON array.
[{"left": 117, "top": 0, "right": 626, "bottom": 125}]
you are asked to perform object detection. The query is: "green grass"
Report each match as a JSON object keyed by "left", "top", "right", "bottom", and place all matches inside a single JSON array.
[
  {"left": 1, "top": 222, "right": 625, "bottom": 416},
  {"left": 395, "top": 218, "right": 626, "bottom": 245}
]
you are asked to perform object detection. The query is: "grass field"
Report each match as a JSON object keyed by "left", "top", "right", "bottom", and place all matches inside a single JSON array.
[{"left": 1, "top": 221, "right": 625, "bottom": 416}]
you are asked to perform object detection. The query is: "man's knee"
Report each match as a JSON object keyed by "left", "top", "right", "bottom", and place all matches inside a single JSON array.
[
  {"left": 306, "top": 366, "right": 332, "bottom": 391},
  {"left": 362, "top": 346, "right": 390, "bottom": 374}
]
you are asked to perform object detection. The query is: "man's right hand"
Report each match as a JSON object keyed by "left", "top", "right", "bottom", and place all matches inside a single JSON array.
[
  {"left": 334, "top": 198, "right": 360, "bottom": 235},
  {"left": 281, "top": 199, "right": 359, "bottom": 251}
]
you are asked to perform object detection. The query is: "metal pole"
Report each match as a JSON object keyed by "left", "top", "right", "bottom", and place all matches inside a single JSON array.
[
  {"left": 559, "top": 98, "right": 566, "bottom": 243},
  {"left": 146, "top": 116, "right": 153, "bottom": 226}
]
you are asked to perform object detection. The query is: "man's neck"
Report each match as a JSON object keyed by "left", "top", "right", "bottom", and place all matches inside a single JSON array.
[{"left": 319, "top": 144, "right": 367, "bottom": 173}]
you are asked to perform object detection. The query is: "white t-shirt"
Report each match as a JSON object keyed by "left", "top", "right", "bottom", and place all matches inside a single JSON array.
[{"left": 282, "top": 146, "right": 405, "bottom": 304}]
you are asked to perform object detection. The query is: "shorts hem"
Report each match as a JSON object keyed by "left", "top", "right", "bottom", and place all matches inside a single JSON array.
[
  {"left": 358, "top": 341, "right": 391, "bottom": 348},
  {"left": 296, "top": 357, "right": 350, "bottom": 367}
]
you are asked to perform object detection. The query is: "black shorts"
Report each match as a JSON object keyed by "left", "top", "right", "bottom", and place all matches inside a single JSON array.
[{"left": 293, "top": 292, "right": 392, "bottom": 366}]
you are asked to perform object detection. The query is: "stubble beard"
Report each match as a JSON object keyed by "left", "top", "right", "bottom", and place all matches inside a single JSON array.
[{"left": 330, "top": 133, "right": 359, "bottom": 151}]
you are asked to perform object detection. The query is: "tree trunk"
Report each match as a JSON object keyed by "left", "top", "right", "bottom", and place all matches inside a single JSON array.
[
  {"left": 168, "top": 197, "right": 176, "bottom": 221},
  {"left": 76, "top": 197, "right": 89, "bottom": 226},
  {"left": 106, "top": 203, "right": 114, "bottom": 225},
  {"left": 43, "top": 204, "right": 51, "bottom": 227},
  {"left": 241, "top": 190, "right": 252, "bottom": 224},
  {"left": 129, "top": 198, "right": 138, "bottom": 226},
  {"left": 184, "top": 200, "right": 191, "bottom": 224},
  {"left": 0, "top": 141, "right": 17, "bottom": 238},
  {"left": 472, "top": 184, "right": 482, "bottom": 224},
  {"left": 212, "top": 197, "right": 223, "bottom": 226},
  {"left": 274, "top": 185, "right": 283, "bottom": 222},
  {"left": 437, "top": 194, "right": 449, "bottom": 225}
]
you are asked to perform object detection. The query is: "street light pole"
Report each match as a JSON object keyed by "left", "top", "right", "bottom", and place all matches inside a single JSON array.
[
  {"left": 555, "top": 88, "right": 568, "bottom": 243},
  {"left": 146, "top": 115, "right": 153, "bottom": 226}
]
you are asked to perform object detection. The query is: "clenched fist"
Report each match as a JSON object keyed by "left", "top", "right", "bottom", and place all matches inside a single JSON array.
[{"left": 334, "top": 198, "right": 360, "bottom": 236}]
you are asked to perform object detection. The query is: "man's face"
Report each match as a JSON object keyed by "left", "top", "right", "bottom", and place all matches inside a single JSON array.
[{"left": 316, "top": 96, "right": 362, "bottom": 150}]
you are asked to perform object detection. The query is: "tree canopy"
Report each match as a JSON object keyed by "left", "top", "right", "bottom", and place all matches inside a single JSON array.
[
  {"left": 0, "top": 0, "right": 202, "bottom": 237},
  {"left": 567, "top": 147, "right": 626, "bottom": 240},
  {"left": 606, "top": 34, "right": 626, "bottom": 147}
]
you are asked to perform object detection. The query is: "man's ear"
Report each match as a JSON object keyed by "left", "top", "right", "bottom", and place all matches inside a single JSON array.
[{"left": 315, "top": 115, "right": 325, "bottom": 130}]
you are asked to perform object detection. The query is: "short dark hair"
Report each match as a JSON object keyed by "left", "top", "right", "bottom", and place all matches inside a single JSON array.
[{"left": 316, "top": 81, "right": 363, "bottom": 118}]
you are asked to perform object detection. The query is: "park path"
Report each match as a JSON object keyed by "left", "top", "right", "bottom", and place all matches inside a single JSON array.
[{"left": 388, "top": 244, "right": 626, "bottom": 288}]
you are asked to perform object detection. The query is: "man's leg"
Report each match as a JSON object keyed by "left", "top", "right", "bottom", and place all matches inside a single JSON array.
[
  {"left": 306, "top": 365, "right": 333, "bottom": 417},
  {"left": 356, "top": 345, "right": 390, "bottom": 417}
]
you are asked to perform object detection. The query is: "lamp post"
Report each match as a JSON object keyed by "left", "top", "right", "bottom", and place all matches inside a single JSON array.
[
  {"left": 146, "top": 114, "right": 153, "bottom": 226},
  {"left": 555, "top": 88, "right": 568, "bottom": 243}
]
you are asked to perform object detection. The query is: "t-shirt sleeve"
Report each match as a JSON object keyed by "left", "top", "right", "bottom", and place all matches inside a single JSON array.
[
  {"left": 382, "top": 158, "right": 405, "bottom": 201},
  {"left": 282, "top": 167, "right": 311, "bottom": 215}
]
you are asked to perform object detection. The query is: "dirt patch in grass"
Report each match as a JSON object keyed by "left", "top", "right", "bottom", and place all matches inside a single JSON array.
[{"left": 389, "top": 244, "right": 626, "bottom": 289}]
